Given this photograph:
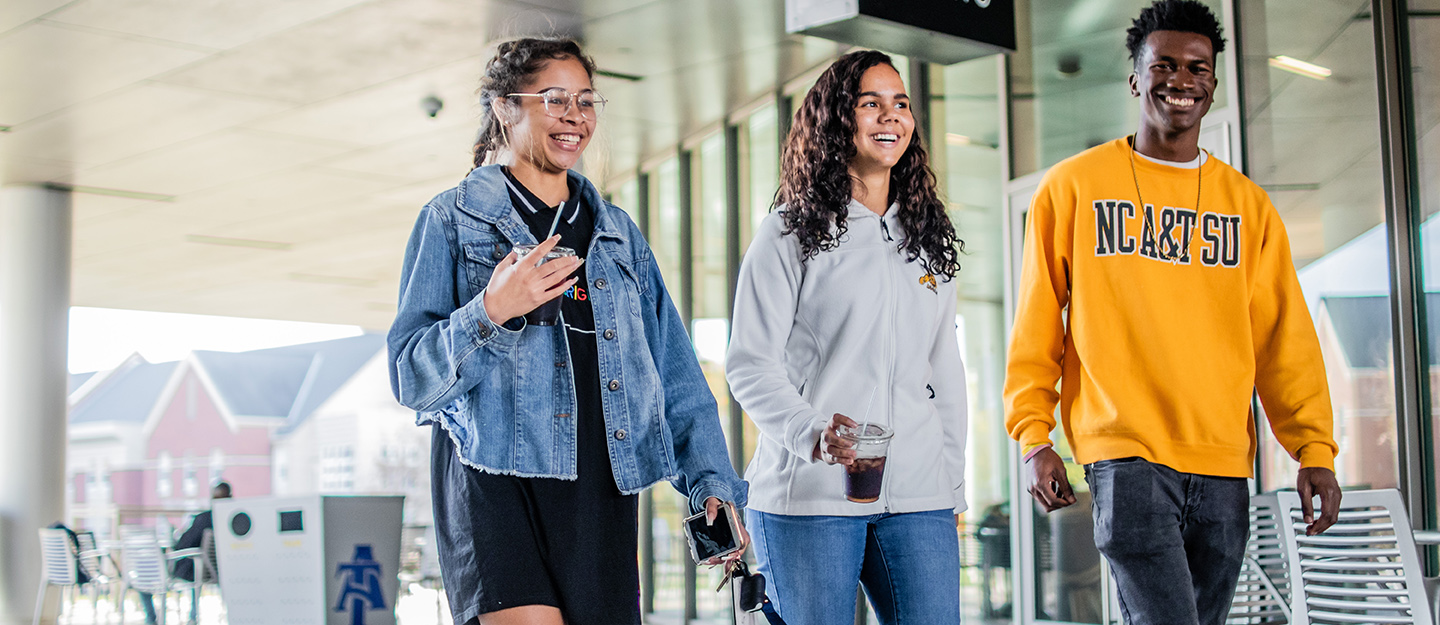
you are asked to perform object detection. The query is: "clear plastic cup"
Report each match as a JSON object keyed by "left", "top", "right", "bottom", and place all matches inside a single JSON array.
[
  {"left": 512, "top": 244, "right": 576, "bottom": 326},
  {"left": 838, "top": 423, "right": 894, "bottom": 503}
]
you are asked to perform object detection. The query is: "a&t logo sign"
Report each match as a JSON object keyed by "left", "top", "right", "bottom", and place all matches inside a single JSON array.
[{"left": 334, "top": 545, "right": 387, "bottom": 625}]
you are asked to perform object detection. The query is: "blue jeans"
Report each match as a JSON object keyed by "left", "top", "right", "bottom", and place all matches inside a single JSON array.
[
  {"left": 747, "top": 509, "right": 960, "bottom": 625},
  {"left": 1085, "top": 458, "right": 1250, "bottom": 625}
]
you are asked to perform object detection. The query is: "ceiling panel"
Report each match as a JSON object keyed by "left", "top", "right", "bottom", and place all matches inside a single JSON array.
[
  {"left": 245, "top": 56, "right": 487, "bottom": 146},
  {"left": 1, "top": 82, "right": 288, "bottom": 167},
  {"left": 0, "top": 22, "right": 209, "bottom": 125},
  {"left": 74, "top": 129, "right": 355, "bottom": 196},
  {"left": 317, "top": 126, "right": 475, "bottom": 182},
  {"left": 152, "top": 0, "right": 550, "bottom": 104},
  {"left": 45, "top": 0, "right": 373, "bottom": 50},
  {"left": 0, "top": 0, "right": 72, "bottom": 36}
]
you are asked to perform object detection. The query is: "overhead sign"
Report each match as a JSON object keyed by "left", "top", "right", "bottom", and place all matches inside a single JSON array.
[{"left": 786, "top": 0, "right": 1015, "bottom": 65}]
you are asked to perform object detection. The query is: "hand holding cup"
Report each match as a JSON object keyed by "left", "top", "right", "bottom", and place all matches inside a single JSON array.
[
  {"left": 815, "top": 413, "right": 860, "bottom": 465},
  {"left": 481, "top": 234, "right": 583, "bottom": 325}
]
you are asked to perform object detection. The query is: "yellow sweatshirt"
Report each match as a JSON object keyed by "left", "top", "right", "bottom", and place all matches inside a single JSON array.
[{"left": 1004, "top": 138, "right": 1337, "bottom": 477}]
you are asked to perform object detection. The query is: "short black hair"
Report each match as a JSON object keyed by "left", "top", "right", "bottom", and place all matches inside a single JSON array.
[
  {"left": 1126, "top": 0, "right": 1226, "bottom": 65},
  {"left": 212, "top": 481, "right": 232, "bottom": 499}
]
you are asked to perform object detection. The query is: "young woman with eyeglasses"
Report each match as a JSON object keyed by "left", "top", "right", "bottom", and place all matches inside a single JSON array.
[
  {"left": 386, "top": 38, "right": 747, "bottom": 625},
  {"left": 726, "top": 50, "right": 968, "bottom": 624}
]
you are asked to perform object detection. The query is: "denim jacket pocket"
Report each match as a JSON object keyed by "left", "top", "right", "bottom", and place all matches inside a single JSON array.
[{"left": 461, "top": 237, "right": 509, "bottom": 291}]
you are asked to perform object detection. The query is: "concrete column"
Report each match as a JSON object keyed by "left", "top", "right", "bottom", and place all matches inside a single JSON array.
[{"left": 0, "top": 185, "right": 72, "bottom": 625}]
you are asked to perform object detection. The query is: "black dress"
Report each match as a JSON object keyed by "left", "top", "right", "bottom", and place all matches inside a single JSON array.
[{"left": 429, "top": 170, "right": 640, "bottom": 625}]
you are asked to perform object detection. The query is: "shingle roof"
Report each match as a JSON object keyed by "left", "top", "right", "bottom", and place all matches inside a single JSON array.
[
  {"left": 1321, "top": 294, "right": 1440, "bottom": 370},
  {"left": 195, "top": 334, "right": 385, "bottom": 422},
  {"left": 69, "top": 372, "right": 96, "bottom": 395},
  {"left": 69, "top": 360, "right": 179, "bottom": 424}
]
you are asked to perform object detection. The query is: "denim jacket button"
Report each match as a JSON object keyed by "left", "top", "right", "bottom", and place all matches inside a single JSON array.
[
  {"left": 607, "top": 379, "right": 620, "bottom": 391},
  {"left": 478, "top": 324, "right": 491, "bottom": 338},
  {"left": 614, "top": 429, "right": 627, "bottom": 440},
  {"left": 603, "top": 329, "right": 615, "bottom": 340},
  {"left": 492, "top": 243, "right": 505, "bottom": 259},
  {"left": 555, "top": 361, "right": 566, "bottom": 368},
  {"left": 594, "top": 278, "right": 607, "bottom": 289}
]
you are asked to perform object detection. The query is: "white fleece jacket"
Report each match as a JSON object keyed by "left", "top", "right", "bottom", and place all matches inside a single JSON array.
[{"left": 726, "top": 200, "right": 969, "bottom": 516}]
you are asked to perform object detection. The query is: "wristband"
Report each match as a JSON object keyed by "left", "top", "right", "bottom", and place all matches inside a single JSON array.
[{"left": 1022, "top": 443, "right": 1053, "bottom": 463}]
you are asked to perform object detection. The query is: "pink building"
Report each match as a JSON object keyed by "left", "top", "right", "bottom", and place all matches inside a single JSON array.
[{"left": 65, "top": 334, "right": 398, "bottom": 533}]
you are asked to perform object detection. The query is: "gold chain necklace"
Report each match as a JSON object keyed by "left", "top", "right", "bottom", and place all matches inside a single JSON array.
[{"left": 1127, "top": 135, "right": 1203, "bottom": 263}]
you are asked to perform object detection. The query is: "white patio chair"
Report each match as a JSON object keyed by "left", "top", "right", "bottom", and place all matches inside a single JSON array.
[
  {"left": 1276, "top": 489, "right": 1435, "bottom": 625},
  {"left": 73, "top": 531, "right": 118, "bottom": 624},
  {"left": 1228, "top": 492, "right": 1292, "bottom": 623},
  {"left": 34, "top": 528, "right": 84, "bottom": 625},
  {"left": 117, "top": 527, "right": 204, "bottom": 625}
]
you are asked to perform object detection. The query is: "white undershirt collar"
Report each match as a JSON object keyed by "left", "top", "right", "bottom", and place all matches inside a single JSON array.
[{"left": 1134, "top": 149, "right": 1207, "bottom": 169}]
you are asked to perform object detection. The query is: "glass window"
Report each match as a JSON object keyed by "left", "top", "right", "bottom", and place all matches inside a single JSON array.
[
  {"left": 744, "top": 104, "right": 781, "bottom": 248},
  {"left": 651, "top": 158, "right": 683, "bottom": 291},
  {"left": 691, "top": 132, "right": 734, "bottom": 618},
  {"left": 1410, "top": 1, "right": 1440, "bottom": 523},
  {"left": 609, "top": 176, "right": 641, "bottom": 226},
  {"left": 1010, "top": 0, "right": 1227, "bottom": 178},
  {"left": 934, "top": 55, "right": 1013, "bottom": 623},
  {"left": 1240, "top": 1, "right": 1395, "bottom": 492}
]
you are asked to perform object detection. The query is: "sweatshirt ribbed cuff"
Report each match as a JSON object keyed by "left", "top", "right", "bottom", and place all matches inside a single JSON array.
[
  {"left": 1013, "top": 420, "right": 1054, "bottom": 450},
  {"left": 1297, "top": 443, "right": 1336, "bottom": 471}
]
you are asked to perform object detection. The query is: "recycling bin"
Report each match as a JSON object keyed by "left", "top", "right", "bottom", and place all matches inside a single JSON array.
[{"left": 213, "top": 495, "right": 404, "bottom": 625}]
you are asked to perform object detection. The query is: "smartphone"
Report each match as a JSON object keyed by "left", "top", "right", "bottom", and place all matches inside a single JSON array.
[{"left": 682, "top": 504, "right": 742, "bottom": 563}]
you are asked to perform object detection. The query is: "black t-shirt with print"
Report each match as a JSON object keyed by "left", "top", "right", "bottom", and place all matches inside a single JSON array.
[{"left": 502, "top": 168, "right": 613, "bottom": 490}]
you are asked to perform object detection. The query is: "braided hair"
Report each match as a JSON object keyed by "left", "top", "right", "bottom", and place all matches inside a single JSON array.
[{"left": 472, "top": 38, "right": 597, "bottom": 168}]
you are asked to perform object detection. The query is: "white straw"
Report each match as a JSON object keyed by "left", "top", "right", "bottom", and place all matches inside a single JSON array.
[
  {"left": 545, "top": 201, "right": 565, "bottom": 239},
  {"left": 858, "top": 386, "right": 878, "bottom": 435}
]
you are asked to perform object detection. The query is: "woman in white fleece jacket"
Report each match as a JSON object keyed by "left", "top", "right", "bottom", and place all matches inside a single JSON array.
[{"left": 726, "top": 50, "right": 969, "bottom": 625}]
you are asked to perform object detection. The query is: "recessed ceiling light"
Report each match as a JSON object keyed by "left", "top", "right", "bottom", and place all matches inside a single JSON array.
[
  {"left": 1269, "top": 56, "right": 1332, "bottom": 80},
  {"left": 185, "top": 235, "right": 292, "bottom": 251},
  {"left": 1262, "top": 182, "right": 1322, "bottom": 192},
  {"left": 595, "top": 69, "right": 643, "bottom": 82},
  {"left": 49, "top": 184, "right": 174, "bottom": 202},
  {"left": 945, "top": 133, "right": 997, "bottom": 149}
]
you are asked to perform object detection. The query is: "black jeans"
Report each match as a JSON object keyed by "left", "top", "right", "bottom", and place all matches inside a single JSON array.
[{"left": 1085, "top": 458, "right": 1250, "bottom": 625}]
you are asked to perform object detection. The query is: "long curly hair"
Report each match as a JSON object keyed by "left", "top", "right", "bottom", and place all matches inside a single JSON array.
[
  {"left": 472, "top": 38, "right": 597, "bottom": 168},
  {"left": 776, "top": 50, "right": 961, "bottom": 279}
]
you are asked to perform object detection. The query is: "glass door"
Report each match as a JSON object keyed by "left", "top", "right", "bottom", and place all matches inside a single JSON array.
[{"left": 1005, "top": 175, "right": 1109, "bottom": 625}]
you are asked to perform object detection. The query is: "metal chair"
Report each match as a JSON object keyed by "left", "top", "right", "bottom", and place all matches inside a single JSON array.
[
  {"left": 117, "top": 526, "right": 205, "bottom": 625},
  {"left": 34, "top": 528, "right": 83, "bottom": 625},
  {"left": 194, "top": 529, "right": 222, "bottom": 622},
  {"left": 1276, "top": 489, "right": 1434, "bottom": 624},
  {"left": 73, "top": 531, "right": 119, "bottom": 624},
  {"left": 1228, "top": 493, "right": 1292, "bottom": 623}
]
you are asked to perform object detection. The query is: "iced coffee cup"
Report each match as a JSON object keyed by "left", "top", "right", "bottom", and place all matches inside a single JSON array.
[
  {"left": 513, "top": 243, "right": 576, "bottom": 326},
  {"left": 838, "top": 422, "right": 894, "bottom": 503}
]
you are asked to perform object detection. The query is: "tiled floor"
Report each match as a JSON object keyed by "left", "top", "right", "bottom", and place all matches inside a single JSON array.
[{"left": 48, "top": 586, "right": 1013, "bottom": 625}]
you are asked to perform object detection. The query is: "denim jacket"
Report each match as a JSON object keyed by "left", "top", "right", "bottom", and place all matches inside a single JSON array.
[{"left": 386, "top": 165, "right": 746, "bottom": 514}]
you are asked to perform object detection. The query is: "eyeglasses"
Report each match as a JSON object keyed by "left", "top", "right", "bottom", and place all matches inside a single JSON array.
[{"left": 506, "top": 88, "right": 607, "bottom": 120}]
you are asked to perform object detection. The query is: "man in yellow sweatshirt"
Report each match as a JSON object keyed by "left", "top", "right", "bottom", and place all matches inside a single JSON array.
[{"left": 1004, "top": 1, "right": 1341, "bottom": 623}]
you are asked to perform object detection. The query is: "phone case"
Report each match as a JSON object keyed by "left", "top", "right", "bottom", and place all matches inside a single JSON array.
[{"left": 682, "top": 507, "right": 742, "bottom": 563}]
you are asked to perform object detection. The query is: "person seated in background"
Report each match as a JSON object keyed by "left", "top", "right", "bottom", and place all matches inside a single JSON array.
[
  {"left": 46, "top": 521, "right": 92, "bottom": 584},
  {"left": 139, "top": 481, "right": 231, "bottom": 625}
]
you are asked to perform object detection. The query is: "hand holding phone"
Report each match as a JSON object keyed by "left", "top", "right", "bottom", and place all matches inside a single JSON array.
[{"left": 683, "top": 502, "right": 742, "bottom": 564}]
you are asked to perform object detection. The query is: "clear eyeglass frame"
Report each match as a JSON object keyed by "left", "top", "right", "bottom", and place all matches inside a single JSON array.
[{"left": 506, "top": 87, "right": 608, "bottom": 120}]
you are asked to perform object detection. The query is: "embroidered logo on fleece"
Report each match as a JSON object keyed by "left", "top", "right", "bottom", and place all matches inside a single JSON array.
[{"left": 919, "top": 273, "right": 937, "bottom": 293}]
